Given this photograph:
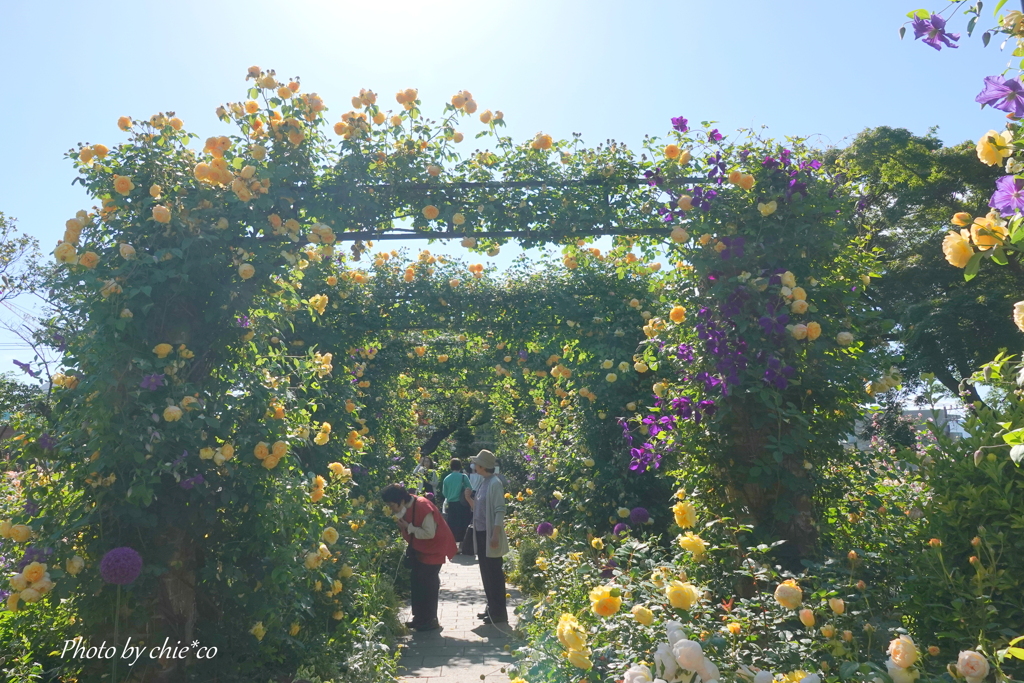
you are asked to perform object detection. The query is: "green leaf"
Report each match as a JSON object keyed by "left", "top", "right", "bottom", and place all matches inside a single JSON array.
[
  {"left": 968, "top": 16, "right": 978, "bottom": 35},
  {"left": 995, "top": 0, "right": 1009, "bottom": 15},
  {"left": 992, "top": 247, "right": 1009, "bottom": 265},
  {"left": 1002, "top": 427, "right": 1024, "bottom": 444},
  {"left": 964, "top": 251, "right": 983, "bottom": 281},
  {"left": 984, "top": 31, "right": 993, "bottom": 46}
]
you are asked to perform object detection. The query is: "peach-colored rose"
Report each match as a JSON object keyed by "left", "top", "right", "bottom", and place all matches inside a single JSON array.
[
  {"left": 113, "top": 175, "right": 135, "bottom": 196},
  {"left": 78, "top": 251, "right": 99, "bottom": 269}
]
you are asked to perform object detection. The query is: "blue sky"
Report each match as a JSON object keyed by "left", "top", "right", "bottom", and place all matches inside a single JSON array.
[{"left": 0, "top": 0, "right": 1007, "bottom": 374}]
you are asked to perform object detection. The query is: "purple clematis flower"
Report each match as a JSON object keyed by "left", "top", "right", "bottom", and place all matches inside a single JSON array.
[
  {"left": 13, "top": 359, "right": 38, "bottom": 378},
  {"left": 976, "top": 75, "right": 1024, "bottom": 117},
  {"left": 139, "top": 373, "right": 165, "bottom": 391},
  {"left": 708, "top": 129, "right": 723, "bottom": 142},
  {"left": 912, "top": 13, "right": 960, "bottom": 50},
  {"left": 671, "top": 116, "right": 688, "bottom": 133},
  {"left": 990, "top": 175, "right": 1024, "bottom": 215},
  {"left": 36, "top": 433, "right": 56, "bottom": 450}
]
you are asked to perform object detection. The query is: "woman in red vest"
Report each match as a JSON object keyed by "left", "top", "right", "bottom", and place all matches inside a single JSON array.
[{"left": 382, "top": 483, "right": 458, "bottom": 631}]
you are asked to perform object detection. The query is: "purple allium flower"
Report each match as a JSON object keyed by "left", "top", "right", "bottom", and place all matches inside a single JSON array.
[
  {"left": 100, "top": 547, "right": 143, "bottom": 585},
  {"left": 549, "top": 498, "right": 559, "bottom": 509},
  {"left": 976, "top": 75, "right": 1024, "bottom": 117},
  {"left": 630, "top": 507, "right": 650, "bottom": 525},
  {"left": 36, "top": 433, "right": 56, "bottom": 450},
  {"left": 990, "top": 175, "right": 1024, "bottom": 215},
  {"left": 537, "top": 522, "right": 554, "bottom": 537},
  {"left": 613, "top": 523, "right": 630, "bottom": 535},
  {"left": 671, "top": 116, "right": 689, "bottom": 133},
  {"left": 139, "top": 373, "right": 165, "bottom": 391},
  {"left": 911, "top": 13, "right": 960, "bottom": 50}
]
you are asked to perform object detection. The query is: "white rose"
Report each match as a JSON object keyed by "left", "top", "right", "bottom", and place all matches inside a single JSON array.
[
  {"left": 754, "top": 672, "right": 775, "bottom": 683},
  {"left": 957, "top": 651, "right": 990, "bottom": 683},
  {"left": 653, "top": 643, "right": 678, "bottom": 683},
  {"left": 624, "top": 664, "right": 654, "bottom": 683},
  {"left": 697, "top": 657, "right": 719, "bottom": 683},
  {"left": 672, "top": 639, "right": 704, "bottom": 672},
  {"left": 665, "top": 620, "right": 687, "bottom": 645}
]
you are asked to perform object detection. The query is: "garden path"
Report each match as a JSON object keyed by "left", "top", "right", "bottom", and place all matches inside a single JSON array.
[{"left": 398, "top": 554, "right": 519, "bottom": 683}]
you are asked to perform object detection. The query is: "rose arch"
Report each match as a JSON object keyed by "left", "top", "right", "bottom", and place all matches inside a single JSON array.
[{"left": 4, "top": 68, "right": 887, "bottom": 681}]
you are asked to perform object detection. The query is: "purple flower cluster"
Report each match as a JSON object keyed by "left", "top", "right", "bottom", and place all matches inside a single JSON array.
[
  {"left": 99, "top": 547, "right": 143, "bottom": 585},
  {"left": 537, "top": 522, "right": 554, "bottom": 537},
  {"left": 695, "top": 307, "right": 748, "bottom": 391},
  {"left": 912, "top": 13, "right": 960, "bottom": 50},
  {"left": 762, "top": 355, "right": 797, "bottom": 391},
  {"left": 36, "top": 433, "right": 56, "bottom": 450},
  {"left": 236, "top": 315, "right": 251, "bottom": 328}
]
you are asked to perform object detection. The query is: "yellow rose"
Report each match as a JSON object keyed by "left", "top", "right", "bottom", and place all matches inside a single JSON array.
[
  {"left": 113, "top": 175, "right": 135, "bottom": 196},
  {"left": 970, "top": 215, "right": 1008, "bottom": 250},
  {"left": 54, "top": 242, "right": 78, "bottom": 264},
  {"left": 758, "top": 200, "right": 778, "bottom": 217},
  {"left": 10, "top": 573, "right": 28, "bottom": 591},
  {"left": 821, "top": 624, "right": 836, "bottom": 638},
  {"left": 23, "top": 562, "right": 46, "bottom": 584},
  {"left": 673, "top": 500, "right": 696, "bottom": 528},
  {"left": 9, "top": 524, "right": 31, "bottom": 543},
  {"left": 791, "top": 300, "right": 808, "bottom": 314},
  {"left": 836, "top": 331, "right": 854, "bottom": 346},
  {"left": 289, "top": 622, "right": 300, "bottom": 636},
  {"left": 66, "top": 556, "right": 85, "bottom": 576},
  {"left": 254, "top": 442, "right": 269, "bottom": 460},
  {"left": 19, "top": 588, "right": 41, "bottom": 604},
  {"left": 806, "top": 322, "right": 822, "bottom": 341},
  {"left": 557, "top": 613, "right": 587, "bottom": 650},
  {"left": 567, "top": 649, "right": 593, "bottom": 670},
  {"left": 942, "top": 229, "right": 973, "bottom": 268},
  {"left": 678, "top": 531, "right": 707, "bottom": 558},
  {"left": 100, "top": 280, "right": 122, "bottom": 298},
  {"left": 119, "top": 243, "right": 136, "bottom": 259},
  {"left": 591, "top": 538, "right": 603, "bottom": 550},
  {"left": 163, "top": 406, "right": 183, "bottom": 422},
  {"left": 888, "top": 634, "right": 919, "bottom": 669},
  {"left": 422, "top": 205, "right": 440, "bottom": 220},
  {"left": 262, "top": 455, "right": 280, "bottom": 469},
  {"left": 666, "top": 580, "right": 701, "bottom": 610},
  {"left": 773, "top": 579, "right": 802, "bottom": 609},
  {"left": 976, "top": 129, "right": 1013, "bottom": 166},
  {"left": 791, "top": 324, "right": 808, "bottom": 340},
  {"left": 153, "top": 343, "right": 173, "bottom": 358},
  {"left": 238, "top": 263, "right": 255, "bottom": 280},
  {"left": 250, "top": 622, "right": 266, "bottom": 641},
  {"left": 271, "top": 441, "right": 288, "bottom": 458},
  {"left": 78, "top": 251, "right": 100, "bottom": 269},
  {"left": 828, "top": 597, "right": 845, "bottom": 615},
  {"left": 6, "top": 593, "right": 20, "bottom": 612},
  {"left": 632, "top": 604, "right": 654, "bottom": 625},
  {"left": 589, "top": 585, "right": 622, "bottom": 617},
  {"left": 152, "top": 205, "right": 171, "bottom": 223},
  {"left": 799, "top": 608, "right": 815, "bottom": 627}
]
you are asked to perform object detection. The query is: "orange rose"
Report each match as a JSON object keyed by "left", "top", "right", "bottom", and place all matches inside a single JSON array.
[
  {"left": 152, "top": 205, "right": 171, "bottom": 223},
  {"left": 118, "top": 116, "right": 132, "bottom": 130},
  {"left": 113, "top": 175, "right": 135, "bottom": 196},
  {"left": 78, "top": 252, "right": 100, "bottom": 269},
  {"left": 422, "top": 205, "right": 440, "bottom": 220}
]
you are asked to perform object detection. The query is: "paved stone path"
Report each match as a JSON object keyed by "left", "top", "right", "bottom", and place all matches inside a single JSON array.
[{"left": 398, "top": 554, "right": 519, "bottom": 683}]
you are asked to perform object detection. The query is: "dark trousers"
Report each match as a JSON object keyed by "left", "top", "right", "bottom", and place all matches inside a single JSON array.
[
  {"left": 409, "top": 558, "right": 441, "bottom": 626},
  {"left": 446, "top": 500, "right": 471, "bottom": 543},
  {"left": 475, "top": 530, "right": 507, "bottom": 622}
]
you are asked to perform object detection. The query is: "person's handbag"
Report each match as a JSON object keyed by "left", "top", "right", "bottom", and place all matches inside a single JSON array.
[{"left": 460, "top": 524, "right": 475, "bottom": 555}]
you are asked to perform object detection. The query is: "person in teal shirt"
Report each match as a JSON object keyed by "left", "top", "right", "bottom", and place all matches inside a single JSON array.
[{"left": 441, "top": 458, "right": 473, "bottom": 549}]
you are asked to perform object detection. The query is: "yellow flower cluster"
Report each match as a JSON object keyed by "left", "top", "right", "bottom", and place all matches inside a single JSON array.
[
  {"left": 677, "top": 531, "right": 707, "bottom": 559},
  {"left": 314, "top": 422, "right": 331, "bottom": 446},
  {"left": 311, "top": 474, "right": 327, "bottom": 502},
  {"left": 673, "top": 500, "right": 696, "bottom": 528},
  {"left": 313, "top": 352, "right": 333, "bottom": 377},
  {"left": 0, "top": 521, "right": 32, "bottom": 543},
  {"left": 943, "top": 211, "right": 1008, "bottom": 268},
  {"left": 556, "top": 613, "right": 591, "bottom": 669},
  {"left": 308, "top": 294, "right": 328, "bottom": 315},
  {"left": 254, "top": 440, "right": 287, "bottom": 469},
  {"left": 199, "top": 443, "right": 235, "bottom": 466},
  {"left": 6, "top": 561, "right": 55, "bottom": 612},
  {"left": 774, "top": 579, "right": 803, "bottom": 609}
]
